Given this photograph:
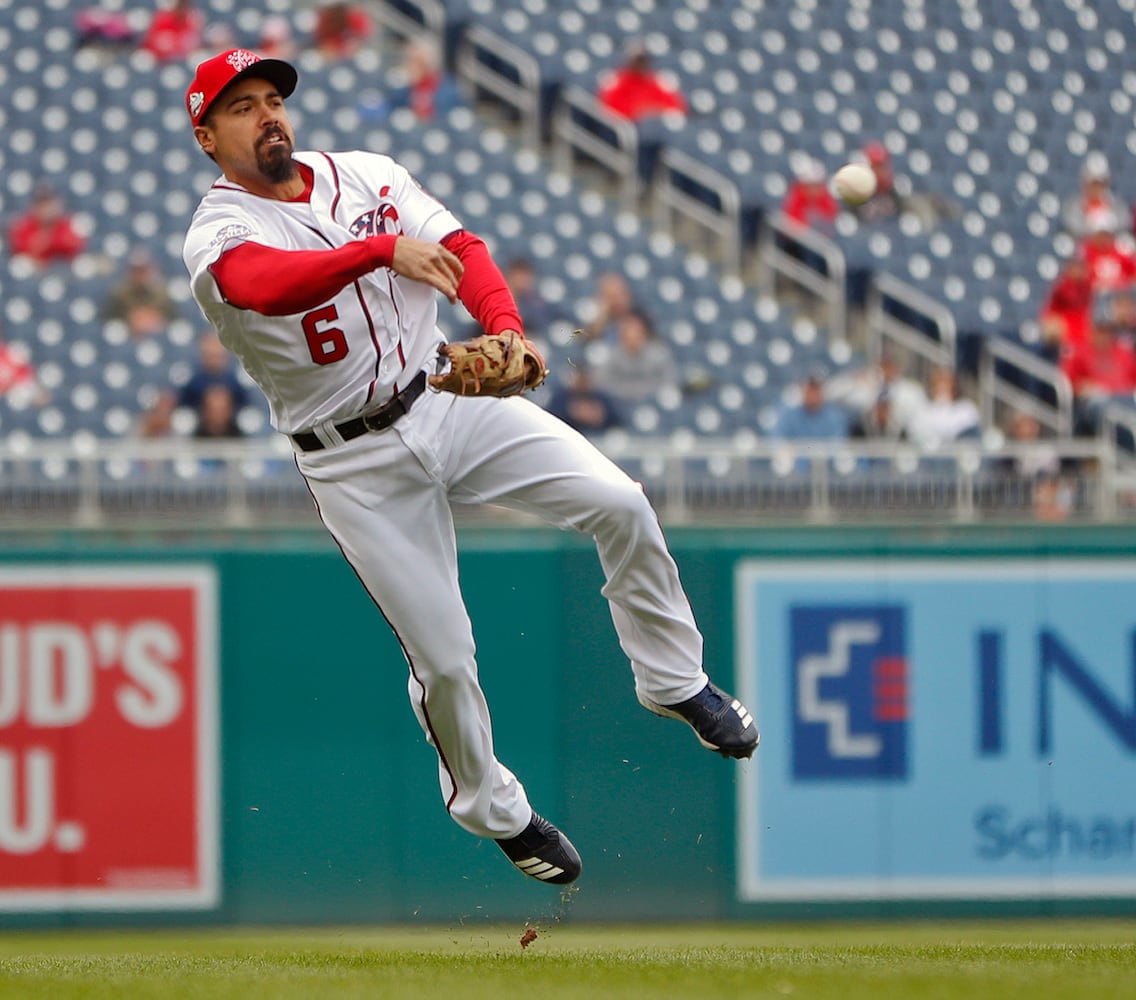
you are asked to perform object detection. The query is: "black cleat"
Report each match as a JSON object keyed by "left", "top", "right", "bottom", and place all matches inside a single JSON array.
[
  {"left": 496, "top": 812, "right": 582, "bottom": 885},
  {"left": 641, "top": 681, "right": 759, "bottom": 759}
]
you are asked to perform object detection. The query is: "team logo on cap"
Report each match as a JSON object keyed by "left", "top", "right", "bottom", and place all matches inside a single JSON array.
[
  {"left": 189, "top": 92, "right": 205, "bottom": 117},
  {"left": 226, "top": 49, "right": 261, "bottom": 72}
]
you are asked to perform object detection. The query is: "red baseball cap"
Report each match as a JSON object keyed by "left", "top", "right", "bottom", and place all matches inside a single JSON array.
[{"left": 186, "top": 48, "right": 298, "bottom": 127}]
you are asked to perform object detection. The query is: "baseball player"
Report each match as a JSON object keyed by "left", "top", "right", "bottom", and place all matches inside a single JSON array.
[{"left": 182, "top": 49, "right": 758, "bottom": 886}]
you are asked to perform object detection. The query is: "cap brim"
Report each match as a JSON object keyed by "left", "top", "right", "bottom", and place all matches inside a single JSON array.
[{"left": 201, "top": 58, "right": 298, "bottom": 123}]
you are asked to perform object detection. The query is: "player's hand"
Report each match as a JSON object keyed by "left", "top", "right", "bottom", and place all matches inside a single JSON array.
[{"left": 390, "top": 237, "right": 463, "bottom": 303}]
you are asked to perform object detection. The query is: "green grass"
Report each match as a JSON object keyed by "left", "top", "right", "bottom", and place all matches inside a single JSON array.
[{"left": 0, "top": 921, "right": 1133, "bottom": 999}]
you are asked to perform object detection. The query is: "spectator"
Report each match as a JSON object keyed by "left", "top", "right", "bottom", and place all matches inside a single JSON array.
[
  {"left": 1062, "top": 152, "right": 1124, "bottom": 240},
  {"left": 1001, "top": 410, "right": 1061, "bottom": 480},
  {"left": 997, "top": 411, "right": 1073, "bottom": 521},
  {"left": 313, "top": 2, "right": 373, "bottom": 61},
  {"left": 590, "top": 310, "right": 676, "bottom": 405},
  {"left": 1061, "top": 294, "right": 1136, "bottom": 433},
  {"left": 177, "top": 330, "right": 248, "bottom": 413},
  {"left": 850, "top": 388, "right": 906, "bottom": 442},
  {"left": 503, "top": 257, "right": 562, "bottom": 339},
  {"left": 358, "top": 36, "right": 463, "bottom": 123},
  {"left": 140, "top": 0, "right": 202, "bottom": 62},
  {"left": 906, "top": 367, "right": 981, "bottom": 448},
  {"left": 546, "top": 364, "right": 623, "bottom": 436},
  {"left": 193, "top": 382, "right": 243, "bottom": 439},
  {"left": 579, "top": 270, "right": 639, "bottom": 342},
  {"left": 825, "top": 353, "right": 927, "bottom": 438},
  {"left": 102, "top": 248, "right": 180, "bottom": 339},
  {"left": 851, "top": 141, "right": 902, "bottom": 223},
  {"left": 596, "top": 40, "right": 686, "bottom": 122},
  {"left": 772, "top": 371, "right": 850, "bottom": 441},
  {"left": 1080, "top": 208, "right": 1136, "bottom": 293},
  {"left": 136, "top": 388, "right": 177, "bottom": 439},
  {"left": 1038, "top": 253, "right": 1094, "bottom": 360},
  {"left": 851, "top": 140, "right": 957, "bottom": 229},
  {"left": 1033, "top": 473, "right": 1074, "bottom": 522},
  {"left": 782, "top": 157, "right": 839, "bottom": 230},
  {"left": 8, "top": 184, "right": 86, "bottom": 267}
]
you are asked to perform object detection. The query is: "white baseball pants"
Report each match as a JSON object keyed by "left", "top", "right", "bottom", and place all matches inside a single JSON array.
[{"left": 296, "top": 388, "right": 708, "bottom": 840}]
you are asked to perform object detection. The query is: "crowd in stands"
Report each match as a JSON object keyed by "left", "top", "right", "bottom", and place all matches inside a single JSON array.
[{"left": 6, "top": 0, "right": 1136, "bottom": 527}]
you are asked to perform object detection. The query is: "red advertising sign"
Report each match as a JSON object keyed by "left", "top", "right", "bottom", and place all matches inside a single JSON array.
[{"left": 0, "top": 566, "right": 218, "bottom": 910}]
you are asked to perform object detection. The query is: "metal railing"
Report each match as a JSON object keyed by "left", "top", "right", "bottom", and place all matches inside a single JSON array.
[
  {"left": 372, "top": 0, "right": 445, "bottom": 41},
  {"left": 454, "top": 25, "right": 543, "bottom": 148},
  {"left": 865, "top": 272, "right": 958, "bottom": 374},
  {"left": 0, "top": 434, "right": 1123, "bottom": 531},
  {"left": 550, "top": 85, "right": 642, "bottom": 204},
  {"left": 652, "top": 147, "right": 743, "bottom": 273},
  {"left": 978, "top": 335, "right": 1074, "bottom": 437},
  {"left": 757, "top": 211, "right": 847, "bottom": 338}
]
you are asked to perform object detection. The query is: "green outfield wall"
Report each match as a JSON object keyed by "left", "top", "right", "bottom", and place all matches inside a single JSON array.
[{"left": 1, "top": 524, "right": 1135, "bottom": 926}]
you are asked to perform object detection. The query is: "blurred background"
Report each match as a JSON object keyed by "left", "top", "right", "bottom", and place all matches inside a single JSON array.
[{"left": 0, "top": 0, "right": 1134, "bottom": 928}]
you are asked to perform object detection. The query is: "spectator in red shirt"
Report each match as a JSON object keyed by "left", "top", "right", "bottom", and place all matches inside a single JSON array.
[
  {"left": 596, "top": 41, "right": 686, "bottom": 121},
  {"left": 782, "top": 158, "right": 839, "bottom": 230},
  {"left": 1080, "top": 208, "right": 1136, "bottom": 292},
  {"left": 1039, "top": 254, "right": 1094, "bottom": 360},
  {"left": 8, "top": 185, "right": 86, "bottom": 267},
  {"left": 313, "top": 2, "right": 373, "bottom": 61},
  {"left": 141, "top": 0, "right": 202, "bottom": 62},
  {"left": 1061, "top": 293, "right": 1136, "bottom": 432}
]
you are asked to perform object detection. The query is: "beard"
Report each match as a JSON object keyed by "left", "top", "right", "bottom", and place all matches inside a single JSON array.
[{"left": 256, "top": 132, "right": 296, "bottom": 184}]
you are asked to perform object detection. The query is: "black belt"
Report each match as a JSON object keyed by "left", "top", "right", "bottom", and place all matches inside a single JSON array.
[{"left": 291, "top": 371, "right": 427, "bottom": 452}]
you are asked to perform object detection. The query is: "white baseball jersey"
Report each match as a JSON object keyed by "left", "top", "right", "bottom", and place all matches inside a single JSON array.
[
  {"left": 181, "top": 145, "right": 712, "bottom": 845},
  {"left": 183, "top": 149, "right": 460, "bottom": 434}
]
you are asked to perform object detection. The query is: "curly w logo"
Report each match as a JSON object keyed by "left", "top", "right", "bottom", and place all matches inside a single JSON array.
[{"left": 349, "top": 193, "right": 401, "bottom": 238}]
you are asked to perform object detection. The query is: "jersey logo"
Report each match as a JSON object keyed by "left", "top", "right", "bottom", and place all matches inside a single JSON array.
[
  {"left": 349, "top": 188, "right": 402, "bottom": 238},
  {"left": 208, "top": 222, "right": 254, "bottom": 248}
]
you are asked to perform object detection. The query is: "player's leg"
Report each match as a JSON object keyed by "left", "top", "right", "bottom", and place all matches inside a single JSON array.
[
  {"left": 441, "top": 396, "right": 757, "bottom": 757},
  {"left": 296, "top": 435, "right": 532, "bottom": 841}
]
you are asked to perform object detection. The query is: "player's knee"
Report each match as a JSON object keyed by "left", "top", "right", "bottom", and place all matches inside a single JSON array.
[
  {"left": 421, "top": 657, "right": 477, "bottom": 695},
  {"left": 587, "top": 477, "right": 657, "bottom": 535}
]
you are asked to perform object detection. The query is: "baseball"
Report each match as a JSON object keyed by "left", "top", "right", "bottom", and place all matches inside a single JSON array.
[{"left": 832, "top": 162, "right": 877, "bottom": 205}]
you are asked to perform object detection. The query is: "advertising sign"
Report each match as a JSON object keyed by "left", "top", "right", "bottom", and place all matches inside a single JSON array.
[
  {"left": 0, "top": 566, "right": 218, "bottom": 910},
  {"left": 736, "top": 560, "right": 1136, "bottom": 900}
]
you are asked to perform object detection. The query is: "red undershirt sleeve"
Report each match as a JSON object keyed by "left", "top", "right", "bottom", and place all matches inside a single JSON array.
[
  {"left": 441, "top": 230, "right": 525, "bottom": 337},
  {"left": 209, "top": 235, "right": 399, "bottom": 316}
]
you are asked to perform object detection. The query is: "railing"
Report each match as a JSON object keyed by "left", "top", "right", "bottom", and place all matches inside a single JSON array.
[
  {"left": 757, "top": 211, "right": 847, "bottom": 338},
  {"left": 865, "top": 272, "right": 958, "bottom": 375},
  {"left": 454, "top": 25, "right": 543, "bottom": 147},
  {"left": 1101, "top": 401, "right": 1136, "bottom": 460},
  {"left": 0, "top": 434, "right": 1122, "bottom": 530},
  {"left": 372, "top": 0, "right": 445, "bottom": 41},
  {"left": 550, "top": 85, "right": 642, "bottom": 204},
  {"left": 978, "top": 335, "right": 1074, "bottom": 437},
  {"left": 652, "top": 147, "right": 743, "bottom": 273}
]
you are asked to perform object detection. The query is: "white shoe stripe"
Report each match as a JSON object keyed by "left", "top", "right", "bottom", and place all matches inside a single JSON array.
[{"left": 515, "top": 857, "right": 566, "bottom": 877}]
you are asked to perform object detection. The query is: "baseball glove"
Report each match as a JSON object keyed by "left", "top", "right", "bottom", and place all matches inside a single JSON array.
[{"left": 428, "top": 330, "right": 548, "bottom": 397}]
